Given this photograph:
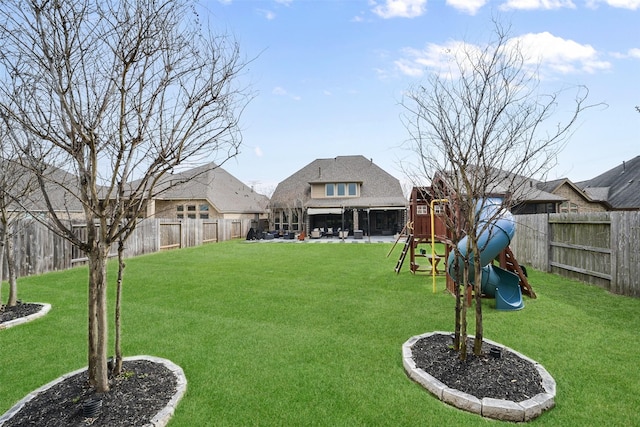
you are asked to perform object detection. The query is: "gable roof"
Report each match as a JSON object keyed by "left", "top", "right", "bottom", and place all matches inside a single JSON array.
[
  {"left": 435, "top": 167, "right": 566, "bottom": 204},
  {"left": 153, "top": 162, "right": 269, "bottom": 214},
  {"left": 3, "top": 161, "right": 84, "bottom": 214},
  {"left": 537, "top": 177, "right": 598, "bottom": 203},
  {"left": 271, "top": 155, "right": 407, "bottom": 209},
  {"left": 577, "top": 155, "right": 640, "bottom": 210}
]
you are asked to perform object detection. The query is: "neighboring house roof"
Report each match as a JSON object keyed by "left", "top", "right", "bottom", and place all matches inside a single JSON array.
[
  {"left": 577, "top": 155, "right": 640, "bottom": 210},
  {"left": 435, "top": 168, "right": 566, "bottom": 204},
  {"left": 271, "top": 155, "right": 407, "bottom": 209},
  {"left": 152, "top": 162, "right": 269, "bottom": 214},
  {"left": 4, "top": 161, "right": 84, "bottom": 214},
  {"left": 537, "top": 177, "right": 597, "bottom": 203}
]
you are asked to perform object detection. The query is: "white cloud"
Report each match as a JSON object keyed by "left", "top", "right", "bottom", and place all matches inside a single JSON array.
[
  {"left": 446, "top": 0, "right": 488, "bottom": 15},
  {"left": 371, "top": 0, "right": 427, "bottom": 18},
  {"left": 499, "top": 0, "right": 576, "bottom": 10},
  {"left": 395, "top": 32, "right": 611, "bottom": 79},
  {"left": 257, "top": 9, "right": 276, "bottom": 20},
  {"left": 272, "top": 86, "right": 301, "bottom": 101},
  {"left": 586, "top": 0, "right": 640, "bottom": 9},
  {"left": 611, "top": 47, "right": 640, "bottom": 59},
  {"left": 510, "top": 32, "right": 611, "bottom": 74},
  {"left": 395, "top": 41, "right": 469, "bottom": 78},
  {"left": 628, "top": 48, "right": 640, "bottom": 58},
  {"left": 272, "top": 86, "right": 287, "bottom": 96},
  {"left": 254, "top": 146, "right": 264, "bottom": 157}
]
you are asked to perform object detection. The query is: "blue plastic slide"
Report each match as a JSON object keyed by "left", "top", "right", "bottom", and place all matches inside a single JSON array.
[{"left": 447, "top": 198, "right": 524, "bottom": 310}]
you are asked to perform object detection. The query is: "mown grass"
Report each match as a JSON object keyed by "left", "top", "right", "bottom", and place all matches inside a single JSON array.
[{"left": 1, "top": 240, "right": 639, "bottom": 426}]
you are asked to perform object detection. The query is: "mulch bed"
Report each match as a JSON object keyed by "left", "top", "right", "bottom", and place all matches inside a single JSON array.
[
  {"left": 0, "top": 302, "right": 43, "bottom": 323},
  {"left": 2, "top": 306, "right": 544, "bottom": 424},
  {"left": 1, "top": 303, "right": 177, "bottom": 426},
  {"left": 1, "top": 360, "right": 177, "bottom": 427},
  {"left": 411, "top": 333, "right": 545, "bottom": 402}
]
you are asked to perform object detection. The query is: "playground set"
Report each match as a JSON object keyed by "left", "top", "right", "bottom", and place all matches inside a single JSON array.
[{"left": 393, "top": 186, "right": 536, "bottom": 310}]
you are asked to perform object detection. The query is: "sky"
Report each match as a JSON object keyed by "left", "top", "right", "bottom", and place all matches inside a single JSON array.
[{"left": 200, "top": 0, "right": 639, "bottom": 195}]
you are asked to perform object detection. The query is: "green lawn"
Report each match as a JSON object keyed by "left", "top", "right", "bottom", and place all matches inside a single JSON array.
[{"left": 1, "top": 240, "right": 639, "bottom": 426}]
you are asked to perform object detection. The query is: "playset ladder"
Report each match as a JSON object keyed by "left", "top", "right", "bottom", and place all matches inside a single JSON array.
[
  {"left": 394, "top": 234, "right": 413, "bottom": 274},
  {"left": 500, "top": 246, "right": 537, "bottom": 299}
]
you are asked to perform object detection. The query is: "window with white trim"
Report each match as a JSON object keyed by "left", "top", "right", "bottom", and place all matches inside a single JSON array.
[{"left": 325, "top": 182, "right": 359, "bottom": 197}]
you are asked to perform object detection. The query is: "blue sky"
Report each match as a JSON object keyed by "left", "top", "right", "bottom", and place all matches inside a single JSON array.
[{"left": 201, "top": 0, "right": 639, "bottom": 195}]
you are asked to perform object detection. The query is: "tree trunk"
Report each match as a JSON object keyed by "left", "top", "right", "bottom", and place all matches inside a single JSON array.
[
  {"left": 88, "top": 243, "right": 110, "bottom": 393},
  {"left": 473, "top": 281, "right": 483, "bottom": 355},
  {"left": 452, "top": 250, "right": 462, "bottom": 351},
  {"left": 459, "top": 261, "right": 470, "bottom": 361},
  {"left": 113, "top": 239, "right": 125, "bottom": 376},
  {"left": 473, "top": 247, "right": 483, "bottom": 356},
  {"left": 0, "top": 226, "right": 5, "bottom": 305},
  {"left": 6, "top": 231, "right": 17, "bottom": 307}
]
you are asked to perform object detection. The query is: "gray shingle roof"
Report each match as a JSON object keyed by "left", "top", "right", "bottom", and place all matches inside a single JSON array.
[
  {"left": 578, "top": 155, "right": 640, "bottom": 210},
  {"left": 436, "top": 167, "right": 566, "bottom": 203},
  {"left": 271, "top": 155, "right": 407, "bottom": 209},
  {"left": 3, "top": 161, "right": 84, "bottom": 214},
  {"left": 154, "top": 162, "right": 269, "bottom": 214}
]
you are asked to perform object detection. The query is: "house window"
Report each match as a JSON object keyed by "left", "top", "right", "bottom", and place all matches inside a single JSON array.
[
  {"left": 416, "top": 205, "right": 429, "bottom": 215},
  {"left": 187, "top": 205, "right": 196, "bottom": 212},
  {"left": 326, "top": 184, "right": 335, "bottom": 196},
  {"left": 200, "top": 213, "right": 209, "bottom": 219},
  {"left": 187, "top": 213, "right": 196, "bottom": 219},
  {"left": 560, "top": 202, "right": 579, "bottom": 213},
  {"left": 325, "top": 182, "right": 357, "bottom": 197},
  {"left": 434, "top": 204, "right": 445, "bottom": 215},
  {"left": 199, "top": 204, "right": 209, "bottom": 212},
  {"left": 177, "top": 214, "right": 184, "bottom": 219},
  {"left": 177, "top": 205, "right": 184, "bottom": 212}
]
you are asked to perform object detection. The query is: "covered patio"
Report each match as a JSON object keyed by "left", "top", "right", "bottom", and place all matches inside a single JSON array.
[{"left": 306, "top": 206, "right": 406, "bottom": 238}]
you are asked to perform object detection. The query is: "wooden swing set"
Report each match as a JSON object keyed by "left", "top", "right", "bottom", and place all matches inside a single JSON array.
[{"left": 389, "top": 186, "right": 536, "bottom": 301}]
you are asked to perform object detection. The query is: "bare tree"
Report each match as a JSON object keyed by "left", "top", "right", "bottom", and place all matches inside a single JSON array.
[
  {"left": 402, "top": 21, "right": 594, "bottom": 358},
  {"left": 0, "top": 0, "right": 251, "bottom": 392},
  {"left": 0, "top": 116, "right": 40, "bottom": 308}
]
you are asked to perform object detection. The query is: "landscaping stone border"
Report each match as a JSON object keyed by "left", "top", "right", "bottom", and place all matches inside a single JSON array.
[
  {"left": 0, "top": 303, "right": 51, "bottom": 331},
  {"left": 0, "top": 355, "right": 187, "bottom": 427},
  {"left": 402, "top": 331, "right": 556, "bottom": 422}
]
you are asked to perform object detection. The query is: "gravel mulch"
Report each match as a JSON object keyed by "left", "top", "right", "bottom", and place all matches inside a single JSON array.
[
  {"left": 2, "top": 306, "right": 544, "bottom": 424},
  {"left": 1, "top": 304, "right": 178, "bottom": 427},
  {"left": 0, "top": 360, "right": 177, "bottom": 427},
  {"left": 0, "top": 302, "right": 43, "bottom": 323},
  {"left": 411, "top": 333, "right": 545, "bottom": 402}
]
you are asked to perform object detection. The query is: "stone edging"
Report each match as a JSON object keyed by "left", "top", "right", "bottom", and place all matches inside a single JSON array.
[
  {"left": 0, "top": 303, "right": 51, "bottom": 331},
  {"left": 0, "top": 355, "right": 187, "bottom": 427},
  {"left": 402, "top": 331, "right": 556, "bottom": 422}
]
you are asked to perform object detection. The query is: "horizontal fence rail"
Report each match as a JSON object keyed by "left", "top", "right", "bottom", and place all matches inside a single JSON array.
[
  {"left": 5, "top": 213, "right": 639, "bottom": 298},
  {"left": 511, "top": 211, "right": 640, "bottom": 298},
  {"left": 2, "top": 218, "right": 253, "bottom": 281}
]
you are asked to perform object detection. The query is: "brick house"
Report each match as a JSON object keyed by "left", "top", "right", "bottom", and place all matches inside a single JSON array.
[{"left": 269, "top": 155, "right": 407, "bottom": 237}]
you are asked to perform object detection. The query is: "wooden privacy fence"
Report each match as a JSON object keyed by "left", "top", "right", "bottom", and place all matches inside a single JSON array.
[
  {"left": 510, "top": 211, "right": 640, "bottom": 297},
  {"left": 2, "top": 217, "right": 253, "bottom": 280}
]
